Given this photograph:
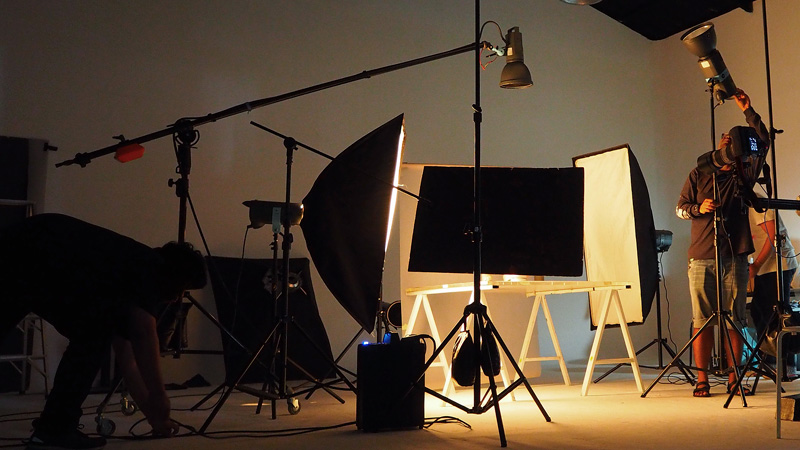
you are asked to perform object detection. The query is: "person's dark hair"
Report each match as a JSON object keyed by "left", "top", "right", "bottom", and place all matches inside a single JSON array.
[{"left": 156, "top": 241, "right": 207, "bottom": 291}]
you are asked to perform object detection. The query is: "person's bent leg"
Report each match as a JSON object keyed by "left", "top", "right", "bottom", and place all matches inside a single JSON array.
[
  {"left": 29, "top": 334, "right": 110, "bottom": 450},
  {"left": 37, "top": 336, "right": 108, "bottom": 432}
]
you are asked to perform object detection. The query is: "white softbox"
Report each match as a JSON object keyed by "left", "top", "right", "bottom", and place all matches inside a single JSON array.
[{"left": 573, "top": 145, "right": 658, "bottom": 327}]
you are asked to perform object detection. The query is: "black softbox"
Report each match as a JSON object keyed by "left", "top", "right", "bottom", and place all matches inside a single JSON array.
[{"left": 300, "top": 114, "right": 405, "bottom": 333}]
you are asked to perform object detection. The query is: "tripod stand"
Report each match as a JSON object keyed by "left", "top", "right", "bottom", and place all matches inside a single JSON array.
[
  {"left": 642, "top": 85, "right": 766, "bottom": 403},
  {"left": 197, "top": 136, "right": 357, "bottom": 433},
  {"left": 163, "top": 124, "right": 243, "bottom": 362},
  {"left": 723, "top": 304, "right": 783, "bottom": 407},
  {"left": 92, "top": 123, "right": 275, "bottom": 434},
  {"left": 641, "top": 175, "right": 753, "bottom": 401},
  {"left": 729, "top": 0, "right": 800, "bottom": 410},
  {"left": 164, "top": 124, "right": 317, "bottom": 419},
  {"left": 403, "top": 3, "right": 549, "bottom": 447},
  {"left": 593, "top": 251, "right": 695, "bottom": 383},
  {"left": 411, "top": 300, "right": 550, "bottom": 447}
]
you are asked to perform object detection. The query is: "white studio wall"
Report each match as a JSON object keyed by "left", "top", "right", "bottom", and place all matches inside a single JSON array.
[{"left": 2, "top": 1, "right": 799, "bottom": 390}]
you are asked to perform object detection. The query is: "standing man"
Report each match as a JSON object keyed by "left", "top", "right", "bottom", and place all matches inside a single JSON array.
[
  {"left": 675, "top": 89, "right": 769, "bottom": 397},
  {"left": 748, "top": 193, "right": 798, "bottom": 368},
  {"left": 0, "top": 213, "right": 207, "bottom": 450}
]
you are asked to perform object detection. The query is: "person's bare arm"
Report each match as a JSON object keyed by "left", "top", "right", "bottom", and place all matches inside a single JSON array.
[
  {"left": 749, "top": 220, "right": 777, "bottom": 280},
  {"left": 112, "top": 306, "right": 177, "bottom": 437}
]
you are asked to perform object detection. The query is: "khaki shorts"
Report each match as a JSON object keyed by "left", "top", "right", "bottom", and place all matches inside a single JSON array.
[{"left": 688, "top": 254, "right": 748, "bottom": 330}]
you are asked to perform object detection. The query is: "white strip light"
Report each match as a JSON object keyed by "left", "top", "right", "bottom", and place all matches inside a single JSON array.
[{"left": 385, "top": 125, "right": 405, "bottom": 251}]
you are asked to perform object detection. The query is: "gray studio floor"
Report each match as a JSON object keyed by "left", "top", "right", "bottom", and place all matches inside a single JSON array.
[{"left": 2, "top": 366, "right": 800, "bottom": 450}]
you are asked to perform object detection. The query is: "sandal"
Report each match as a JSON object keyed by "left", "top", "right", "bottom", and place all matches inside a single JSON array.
[
  {"left": 727, "top": 381, "right": 752, "bottom": 396},
  {"left": 693, "top": 381, "right": 711, "bottom": 397}
]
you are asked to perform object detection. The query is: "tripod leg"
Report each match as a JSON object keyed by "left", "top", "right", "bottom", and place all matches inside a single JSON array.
[
  {"left": 284, "top": 356, "right": 345, "bottom": 403},
  {"left": 659, "top": 339, "right": 696, "bottom": 382},
  {"left": 304, "top": 326, "right": 364, "bottom": 400},
  {"left": 184, "top": 293, "right": 250, "bottom": 355},
  {"left": 410, "top": 314, "right": 475, "bottom": 413},
  {"left": 417, "top": 315, "right": 467, "bottom": 384},
  {"left": 271, "top": 391, "right": 277, "bottom": 419},
  {"left": 475, "top": 316, "right": 507, "bottom": 447},
  {"left": 199, "top": 321, "right": 283, "bottom": 433},
  {"left": 95, "top": 377, "right": 122, "bottom": 413},
  {"left": 287, "top": 318, "right": 357, "bottom": 394},
  {"left": 723, "top": 310, "right": 780, "bottom": 407},
  {"left": 594, "top": 339, "right": 656, "bottom": 383},
  {"left": 190, "top": 383, "right": 225, "bottom": 411},
  {"left": 256, "top": 326, "right": 285, "bottom": 415},
  {"left": 482, "top": 314, "right": 550, "bottom": 422},
  {"left": 642, "top": 315, "right": 716, "bottom": 397},
  {"left": 255, "top": 376, "right": 271, "bottom": 415},
  {"left": 719, "top": 315, "right": 749, "bottom": 406},
  {"left": 723, "top": 332, "right": 760, "bottom": 408}
]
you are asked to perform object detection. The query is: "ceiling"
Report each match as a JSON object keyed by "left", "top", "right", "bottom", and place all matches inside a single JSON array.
[{"left": 590, "top": 0, "right": 756, "bottom": 40}]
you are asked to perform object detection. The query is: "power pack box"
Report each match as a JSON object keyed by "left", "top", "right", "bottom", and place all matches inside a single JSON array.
[{"left": 356, "top": 337, "right": 425, "bottom": 431}]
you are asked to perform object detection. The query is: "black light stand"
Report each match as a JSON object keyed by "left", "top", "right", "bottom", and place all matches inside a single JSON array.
[
  {"left": 93, "top": 123, "right": 261, "bottom": 433},
  {"left": 246, "top": 122, "right": 385, "bottom": 403},
  {"left": 95, "top": 123, "right": 286, "bottom": 434},
  {"left": 642, "top": 82, "right": 762, "bottom": 404},
  {"left": 197, "top": 136, "right": 358, "bottom": 433},
  {"left": 155, "top": 124, "right": 231, "bottom": 361},
  {"left": 167, "top": 123, "right": 317, "bottom": 424},
  {"left": 403, "top": 2, "right": 549, "bottom": 447},
  {"left": 256, "top": 211, "right": 283, "bottom": 416},
  {"left": 165, "top": 124, "right": 241, "bottom": 360},
  {"left": 169, "top": 125, "right": 295, "bottom": 414},
  {"left": 724, "top": 0, "right": 795, "bottom": 407}
]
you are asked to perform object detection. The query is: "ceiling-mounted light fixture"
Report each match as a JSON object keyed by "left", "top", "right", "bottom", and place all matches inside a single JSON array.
[{"left": 560, "top": 0, "right": 601, "bottom": 5}]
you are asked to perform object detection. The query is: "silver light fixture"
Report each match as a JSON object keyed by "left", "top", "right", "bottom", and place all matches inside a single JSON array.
[{"left": 681, "top": 22, "right": 738, "bottom": 103}]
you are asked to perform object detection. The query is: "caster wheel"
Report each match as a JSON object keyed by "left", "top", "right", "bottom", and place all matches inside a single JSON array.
[
  {"left": 287, "top": 397, "right": 301, "bottom": 415},
  {"left": 120, "top": 397, "right": 138, "bottom": 416},
  {"left": 95, "top": 416, "right": 116, "bottom": 436}
]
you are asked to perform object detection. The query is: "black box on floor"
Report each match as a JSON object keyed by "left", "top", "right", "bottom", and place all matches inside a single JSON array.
[{"left": 356, "top": 337, "right": 425, "bottom": 432}]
